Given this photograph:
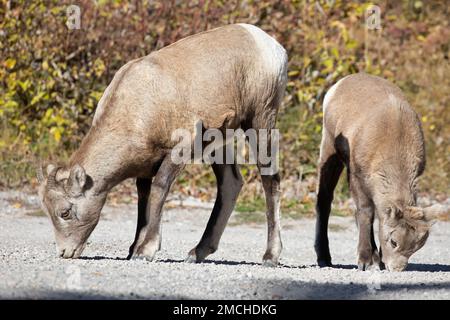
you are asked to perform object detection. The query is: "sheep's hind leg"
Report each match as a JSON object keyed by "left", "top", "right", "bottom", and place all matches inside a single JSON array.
[{"left": 186, "top": 162, "right": 243, "bottom": 263}]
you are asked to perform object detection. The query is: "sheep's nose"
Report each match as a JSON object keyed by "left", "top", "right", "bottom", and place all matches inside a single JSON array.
[{"left": 57, "top": 242, "right": 86, "bottom": 259}]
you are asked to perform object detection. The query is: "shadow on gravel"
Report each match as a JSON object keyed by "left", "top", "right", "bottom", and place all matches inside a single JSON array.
[
  {"left": 327, "top": 264, "right": 357, "bottom": 270},
  {"left": 78, "top": 257, "right": 299, "bottom": 267},
  {"left": 77, "top": 257, "right": 272, "bottom": 266},
  {"left": 158, "top": 259, "right": 320, "bottom": 269},
  {"left": 77, "top": 257, "right": 449, "bottom": 274},
  {"left": 318, "top": 264, "right": 450, "bottom": 272},
  {"left": 277, "top": 264, "right": 357, "bottom": 270},
  {"left": 300, "top": 264, "right": 357, "bottom": 270},
  {"left": 79, "top": 256, "right": 127, "bottom": 261},
  {"left": 261, "top": 279, "right": 450, "bottom": 299},
  {"left": 158, "top": 258, "right": 262, "bottom": 266},
  {"left": 406, "top": 263, "right": 450, "bottom": 272},
  {"left": 6, "top": 290, "right": 187, "bottom": 300}
]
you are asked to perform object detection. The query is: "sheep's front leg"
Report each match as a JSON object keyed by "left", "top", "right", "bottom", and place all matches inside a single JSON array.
[
  {"left": 127, "top": 178, "right": 152, "bottom": 259},
  {"left": 130, "top": 156, "right": 184, "bottom": 261}
]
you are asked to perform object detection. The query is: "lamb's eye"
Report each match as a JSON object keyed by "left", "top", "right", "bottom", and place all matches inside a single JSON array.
[
  {"left": 390, "top": 238, "right": 398, "bottom": 248},
  {"left": 60, "top": 208, "right": 71, "bottom": 220}
]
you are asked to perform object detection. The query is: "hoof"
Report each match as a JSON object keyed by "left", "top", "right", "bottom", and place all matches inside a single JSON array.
[
  {"left": 317, "top": 259, "right": 332, "bottom": 268},
  {"left": 262, "top": 251, "right": 279, "bottom": 267},
  {"left": 358, "top": 250, "right": 381, "bottom": 271},
  {"left": 262, "top": 259, "right": 278, "bottom": 267},
  {"left": 184, "top": 254, "right": 199, "bottom": 263},
  {"left": 185, "top": 246, "right": 212, "bottom": 264},
  {"left": 130, "top": 253, "right": 155, "bottom": 262},
  {"left": 358, "top": 261, "right": 381, "bottom": 271},
  {"left": 185, "top": 246, "right": 202, "bottom": 263}
]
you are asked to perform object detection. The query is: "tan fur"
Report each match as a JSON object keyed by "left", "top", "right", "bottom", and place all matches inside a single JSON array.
[
  {"left": 324, "top": 73, "right": 426, "bottom": 205},
  {"left": 69, "top": 24, "right": 286, "bottom": 189},
  {"left": 38, "top": 24, "right": 287, "bottom": 263},
  {"left": 315, "top": 73, "right": 438, "bottom": 272}
]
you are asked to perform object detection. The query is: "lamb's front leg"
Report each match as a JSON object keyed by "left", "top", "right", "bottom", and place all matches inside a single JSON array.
[
  {"left": 130, "top": 156, "right": 184, "bottom": 261},
  {"left": 356, "top": 210, "right": 380, "bottom": 270},
  {"left": 352, "top": 178, "right": 380, "bottom": 271}
]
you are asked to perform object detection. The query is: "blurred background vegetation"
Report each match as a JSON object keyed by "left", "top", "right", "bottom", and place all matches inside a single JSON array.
[{"left": 1, "top": 0, "right": 448, "bottom": 216}]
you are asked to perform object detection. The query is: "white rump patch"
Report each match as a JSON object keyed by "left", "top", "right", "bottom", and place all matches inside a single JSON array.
[
  {"left": 238, "top": 24, "right": 287, "bottom": 81},
  {"left": 388, "top": 93, "right": 401, "bottom": 107},
  {"left": 323, "top": 76, "right": 349, "bottom": 112}
]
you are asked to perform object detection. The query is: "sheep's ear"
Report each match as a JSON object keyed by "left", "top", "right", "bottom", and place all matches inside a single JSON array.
[
  {"left": 67, "top": 164, "right": 87, "bottom": 196},
  {"left": 46, "top": 164, "right": 56, "bottom": 175},
  {"left": 423, "top": 204, "right": 447, "bottom": 223}
]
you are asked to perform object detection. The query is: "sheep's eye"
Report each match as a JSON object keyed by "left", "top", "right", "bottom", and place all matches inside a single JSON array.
[
  {"left": 60, "top": 208, "right": 71, "bottom": 220},
  {"left": 390, "top": 238, "right": 398, "bottom": 248}
]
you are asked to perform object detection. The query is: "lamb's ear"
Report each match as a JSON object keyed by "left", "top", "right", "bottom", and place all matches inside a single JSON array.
[
  {"left": 423, "top": 204, "right": 447, "bottom": 223},
  {"left": 386, "top": 207, "right": 402, "bottom": 219},
  {"left": 404, "top": 206, "right": 424, "bottom": 220},
  {"left": 67, "top": 164, "right": 87, "bottom": 196}
]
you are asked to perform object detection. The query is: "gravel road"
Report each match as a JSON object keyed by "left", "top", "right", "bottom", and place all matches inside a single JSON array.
[{"left": 1, "top": 191, "right": 449, "bottom": 300}]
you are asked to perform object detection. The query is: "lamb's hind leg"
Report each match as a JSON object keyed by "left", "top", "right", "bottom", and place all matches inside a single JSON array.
[
  {"left": 186, "top": 162, "right": 243, "bottom": 263},
  {"left": 314, "top": 133, "right": 344, "bottom": 267},
  {"left": 130, "top": 155, "right": 184, "bottom": 261}
]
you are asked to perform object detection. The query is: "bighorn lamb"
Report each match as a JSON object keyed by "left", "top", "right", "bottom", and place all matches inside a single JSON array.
[
  {"left": 314, "top": 73, "right": 443, "bottom": 272},
  {"left": 37, "top": 24, "right": 287, "bottom": 266}
]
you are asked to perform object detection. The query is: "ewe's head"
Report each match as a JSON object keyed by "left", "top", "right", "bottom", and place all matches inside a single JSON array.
[
  {"left": 37, "top": 164, "right": 105, "bottom": 259},
  {"left": 378, "top": 204, "right": 444, "bottom": 271}
]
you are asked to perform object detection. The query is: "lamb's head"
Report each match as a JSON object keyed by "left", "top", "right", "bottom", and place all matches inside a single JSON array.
[
  {"left": 378, "top": 204, "right": 444, "bottom": 271},
  {"left": 37, "top": 164, "right": 106, "bottom": 259}
]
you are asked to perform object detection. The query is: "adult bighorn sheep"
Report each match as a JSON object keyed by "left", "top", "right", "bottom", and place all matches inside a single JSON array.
[
  {"left": 37, "top": 24, "right": 287, "bottom": 266},
  {"left": 314, "top": 73, "right": 444, "bottom": 272}
]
